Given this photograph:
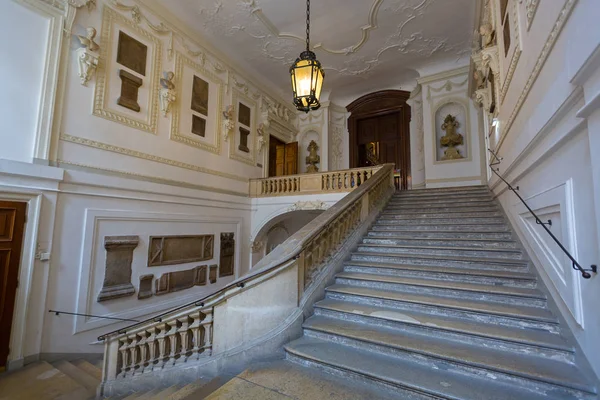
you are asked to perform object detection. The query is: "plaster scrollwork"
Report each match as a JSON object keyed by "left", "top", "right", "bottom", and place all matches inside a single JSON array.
[
  {"left": 159, "top": 71, "right": 176, "bottom": 116},
  {"left": 222, "top": 105, "right": 235, "bottom": 142},
  {"left": 520, "top": 0, "right": 540, "bottom": 30},
  {"left": 481, "top": 45, "right": 500, "bottom": 76},
  {"left": 75, "top": 27, "right": 99, "bottom": 86},
  {"left": 288, "top": 201, "right": 329, "bottom": 212},
  {"left": 330, "top": 125, "right": 343, "bottom": 171},
  {"left": 474, "top": 87, "right": 492, "bottom": 113}
]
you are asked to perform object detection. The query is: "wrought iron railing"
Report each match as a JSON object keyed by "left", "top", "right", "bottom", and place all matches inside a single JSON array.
[
  {"left": 48, "top": 310, "right": 140, "bottom": 323},
  {"left": 488, "top": 149, "right": 596, "bottom": 279}
]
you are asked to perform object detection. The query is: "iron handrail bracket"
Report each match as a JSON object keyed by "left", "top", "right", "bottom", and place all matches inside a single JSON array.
[{"left": 487, "top": 148, "right": 596, "bottom": 279}]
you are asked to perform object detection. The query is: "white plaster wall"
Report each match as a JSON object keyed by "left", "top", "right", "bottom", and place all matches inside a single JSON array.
[
  {"left": 408, "top": 86, "right": 426, "bottom": 188},
  {"left": 419, "top": 69, "right": 485, "bottom": 188},
  {"left": 0, "top": 1, "right": 49, "bottom": 163},
  {"left": 488, "top": 0, "right": 600, "bottom": 378}
]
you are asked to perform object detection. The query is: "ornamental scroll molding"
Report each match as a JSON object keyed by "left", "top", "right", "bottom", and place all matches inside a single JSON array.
[
  {"left": 519, "top": 0, "right": 540, "bottom": 30},
  {"left": 288, "top": 200, "right": 330, "bottom": 212}
]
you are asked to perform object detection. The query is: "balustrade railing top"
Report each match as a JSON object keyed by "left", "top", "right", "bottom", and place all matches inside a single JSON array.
[{"left": 249, "top": 165, "right": 383, "bottom": 197}]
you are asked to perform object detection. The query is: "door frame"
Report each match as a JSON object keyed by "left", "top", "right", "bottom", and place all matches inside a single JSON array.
[
  {"left": 0, "top": 191, "right": 42, "bottom": 370},
  {"left": 347, "top": 90, "right": 412, "bottom": 189}
]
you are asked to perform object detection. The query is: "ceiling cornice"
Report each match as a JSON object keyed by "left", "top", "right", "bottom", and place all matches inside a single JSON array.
[{"left": 417, "top": 65, "right": 470, "bottom": 85}]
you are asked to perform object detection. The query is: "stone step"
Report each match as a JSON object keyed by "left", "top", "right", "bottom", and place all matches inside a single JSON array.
[
  {"left": 285, "top": 338, "right": 579, "bottom": 400},
  {"left": 72, "top": 358, "right": 102, "bottom": 381},
  {"left": 313, "top": 299, "right": 573, "bottom": 361},
  {"left": 350, "top": 252, "right": 530, "bottom": 273},
  {"left": 300, "top": 318, "right": 596, "bottom": 398},
  {"left": 392, "top": 192, "right": 493, "bottom": 201},
  {"left": 367, "top": 229, "right": 513, "bottom": 240},
  {"left": 135, "top": 388, "right": 163, "bottom": 400},
  {"left": 389, "top": 197, "right": 494, "bottom": 206},
  {"left": 362, "top": 236, "right": 519, "bottom": 249},
  {"left": 396, "top": 185, "right": 489, "bottom": 195},
  {"left": 149, "top": 385, "right": 181, "bottom": 399},
  {"left": 325, "top": 284, "right": 559, "bottom": 332},
  {"left": 356, "top": 243, "right": 525, "bottom": 260},
  {"left": 372, "top": 223, "right": 509, "bottom": 232},
  {"left": 343, "top": 261, "right": 537, "bottom": 288},
  {"left": 0, "top": 361, "right": 92, "bottom": 400},
  {"left": 375, "top": 217, "right": 506, "bottom": 225},
  {"left": 52, "top": 359, "right": 100, "bottom": 394},
  {"left": 380, "top": 210, "right": 503, "bottom": 219},
  {"left": 335, "top": 272, "right": 546, "bottom": 308},
  {"left": 384, "top": 205, "right": 501, "bottom": 214}
]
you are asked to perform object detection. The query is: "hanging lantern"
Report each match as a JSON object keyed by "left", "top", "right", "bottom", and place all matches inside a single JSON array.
[{"left": 290, "top": 0, "right": 324, "bottom": 113}]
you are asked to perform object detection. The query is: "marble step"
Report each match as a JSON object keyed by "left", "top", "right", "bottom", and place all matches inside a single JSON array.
[
  {"left": 356, "top": 243, "right": 525, "bottom": 260},
  {"left": 325, "top": 284, "right": 559, "bottom": 332},
  {"left": 300, "top": 318, "right": 596, "bottom": 398},
  {"left": 335, "top": 272, "right": 546, "bottom": 307},
  {"left": 343, "top": 261, "right": 537, "bottom": 288},
  {"left": 285, "top": 338, "right": 584, "bottom": 400},
  {"left": 52, "top": 359, "right": 100, "bottom": 394},
  {"left": 362, "top": 236, "right": 519, "bottom": 249},
  {"left": 384, "top": 204, "right": 500, "bottom": 213},
  {"left": 371, "top": 223, "right": 510, "bottom": 232},
  {"left": 71, "top": 358, "right": 102, "bottom": 381},
  {"left": 396, "top": 185, "right": 489, "bottom": 195},
  {"left": 313, "top": 299, "right": 573, "bottom": 361},
  {"left": 392, "top": 192, "right": 493, "bottom": 201},
  {"left": 350, "top": 252, "right": 530, "bottom": 273},
  {"left": 389, "top": 196, "right": 494, "bottom": 205},
  {"left": 380, "top": 210, "right": 502, "bottom": 219},
  {"left": 375, "top": 216, "right": 506, "bottom": 225},
  {"left": 367, "top": 229, "right": 513, "bottom": 240}
]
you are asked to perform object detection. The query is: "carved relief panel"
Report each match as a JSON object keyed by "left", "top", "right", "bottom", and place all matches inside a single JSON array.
[
  {"left": 229, "top": 88, "right": 257, "bottom": 166},
  {"left": 219, "top": 233, "right": 235, "bottom": 277},
  {"left": 93, "top": 7, "right": 161, "bottom": 133},
  {"left": 97, "top": 236, "right": 139, "bottom": 302},
  {"left": 148, "top": 235, "right": 214, "bottom": 267},
  {"left": 155, "top": 264, "right": 209, "bottom": 295},
  {"left": 170, "top": 51, "right": 223, "bottom": 154}
]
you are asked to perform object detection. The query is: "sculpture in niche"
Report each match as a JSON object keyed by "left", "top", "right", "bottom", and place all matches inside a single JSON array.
[
  {"left": 138, "top": 274, "right": 153, "bottom": 299},
  {"left": 75, "top": 27, "right": 100, "bottom": 86},
  {"left": 155, "top": 265, "right": 208, "bottom": 295},
  {"left": 116, "top": 31, "right": 147, "bottom": 76},
  {"left": 117, "top": 69, "right": 143, "bottom": 112},
  {"left": 97, "top": 236, "right": 139, "bottom": 302},
  {"left": 305, "top": 140, "right": 320, "bottom": 173},
  {"left": 222, "top": 105, "right": 235, "bottom": 142},
  {"left": 191, "top": 75, "right": 209, "bottom": 116},
  {"left": 209, "top": 264, "right": 218, "bottom": 283},
  {"left": 479, "top": 23, "right": 496, "bottom": 48},
  {"left": 219, "top": 233, "right": 235, "bottom": 277},
  {"left": 159, "top": 71, "right": 176, "bottom": 117},
  {"left": 148, "top": 235, "right": 214, "bottom": 267},
  {"left": 440, "top": 114, "right": 464, "bottom": 160}
]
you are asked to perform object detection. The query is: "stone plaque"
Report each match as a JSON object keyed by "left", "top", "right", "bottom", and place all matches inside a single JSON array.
[
  {"left": 155, "top": 265, "right": 208, "bottom": 295},
  {"left": 117, "top": 69, "right": 143, "bottom": 112},
  {"left": 191, "top": 75, "right": 209, "bottom": 116},
  {"left": 98, "top": 236, "right": 139, "bottom": 302},
  {"left": 148, "top": 235, "right": 214, "bottom": 267},
  {"left": 192, "top": 115, "right": 206, "bottom": 137},
  {"left": 238, "top": 102, "right": 251, "bottom": 126},
  {"left": 138, "top": 274, "right": 153, "bottom": 299},
  {"left": 116, "top": 31, "right": 147, "bottom": 76},
  {"left": 219, "top": 233, "right": 235, "bottom": 277},
  {"left": 238, "top": 128, "right": 250, "bottom": 153},
  {"left": 209, "top": 264, "right": 218, "bottom": 283}
]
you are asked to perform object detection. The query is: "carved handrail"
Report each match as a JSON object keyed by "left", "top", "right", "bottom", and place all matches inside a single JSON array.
[
  {"left": 99, "top": 164, "right": 395, "bottom": 383},
  {"left": 249, "top": 165, "right": 383, "bottom": 197}
]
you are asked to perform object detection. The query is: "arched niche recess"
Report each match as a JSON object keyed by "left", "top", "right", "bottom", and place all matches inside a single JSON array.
[{"left": 347, "top": 90, "right": 411, "bottom": 190}]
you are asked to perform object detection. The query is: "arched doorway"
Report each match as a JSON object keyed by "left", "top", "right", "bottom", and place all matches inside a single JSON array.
[{"left": 347, "top": 90, "right": 411, "bottom": 190}]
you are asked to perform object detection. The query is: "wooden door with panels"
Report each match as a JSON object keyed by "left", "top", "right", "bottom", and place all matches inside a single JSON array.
[
  {"left": 269, "top": 135, "right": 298, "bottom": 177},
  {"left": 0, "top": 201, "right": 26, "bottom": 371}
]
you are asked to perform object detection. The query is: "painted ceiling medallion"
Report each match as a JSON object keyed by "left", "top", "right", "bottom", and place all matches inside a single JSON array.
[{"left": 290, "top": 0, "right": 324, "bottom": 113}]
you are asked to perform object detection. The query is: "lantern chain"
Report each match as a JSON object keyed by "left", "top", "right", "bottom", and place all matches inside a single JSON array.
[{"left": 306, "top": 0, "right": 310, "bottom": 51}]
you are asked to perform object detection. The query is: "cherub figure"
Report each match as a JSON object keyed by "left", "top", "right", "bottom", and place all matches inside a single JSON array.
[
  {"left": 77, "top": 27, "right": 99, "bottom": 52},
  {"left": 159, "top": 71, "right": 176, "bottom": 116},
  {"left": 479, "top": 23, "right": 495, "bottom": 48}
]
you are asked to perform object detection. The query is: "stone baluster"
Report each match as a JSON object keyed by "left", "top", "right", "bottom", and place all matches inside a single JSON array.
[
  {"left": 177, "top": 316, "right": 191, "bottom": 364},
  {"left": 144, "top": 326, "right": 158, "bottom": 373},
  {"left": 201, "top": 309, "right": 213, "bottom": 356},
  {"left": 165, "top": 319, "right": 179, "bottom": 367},
  {"left": 155, "top": 322, "right": 169, "bottom": 369},
  {"left": 189, "top": 311, "right": 203, "bottom": 360},
  {"left": 126, "top": 333, "right": 139, "bottom": 377},
  {"left": 136, "top": 331, "right": 149, "bottom": 375},
  {"left": 118, "top": 337, "right": 130, "bottom": 378}
]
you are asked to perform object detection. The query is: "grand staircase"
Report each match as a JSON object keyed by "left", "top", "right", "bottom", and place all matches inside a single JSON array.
[{"left": 285, "top": 185, "right": 598, "bottom": 399}]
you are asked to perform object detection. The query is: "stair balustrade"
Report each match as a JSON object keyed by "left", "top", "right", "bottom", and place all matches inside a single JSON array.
[
  {"left": 99, "top": 164, "right": 396, "bottom": 389},
  {"left": 249, "top": 165, "right": 383, "bottom": 197}
]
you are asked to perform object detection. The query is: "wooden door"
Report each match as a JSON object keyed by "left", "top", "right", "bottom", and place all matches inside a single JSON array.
[
  {"left": 275, "top": 144, "right": 286, "bottom": 176},
  {"left": 284, "top": 142, "right": 298, "bottom": 175},
  {"left": 0, "top": 201, "right": 26, "bottom": 370}
]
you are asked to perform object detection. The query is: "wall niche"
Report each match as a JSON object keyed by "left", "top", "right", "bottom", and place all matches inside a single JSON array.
[{"left": 434, "top": 101, "right": 469, "bottom": 162}]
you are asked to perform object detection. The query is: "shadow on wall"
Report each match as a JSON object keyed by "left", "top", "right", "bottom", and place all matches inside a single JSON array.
[{"left": 251, "top": 210, "right": 324, "bottom": 266}]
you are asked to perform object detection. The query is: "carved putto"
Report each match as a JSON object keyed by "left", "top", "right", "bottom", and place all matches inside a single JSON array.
[
  {"left": 479, "top": 23, "right": 496, "bottom": 48},
  {"left": 257, "top": 122, "right": 267, "bottom": 153},
  {"left": 75, "top": 27, "right": 100, "bottom": 86},
  {"left": 306, "top": 140, "right": 320, "bottom": 173},
  {"left": 222, "top": 105, "right": 235, "bottom": 142},
  {"left": 473, "top": 69, "right": 486, "bottom": 90},
  {"left": 440, "top": 114, "right": 464, "bottom": 160},
  {"left": 159, "top": 71, "right": 176, "bottom": 116}
]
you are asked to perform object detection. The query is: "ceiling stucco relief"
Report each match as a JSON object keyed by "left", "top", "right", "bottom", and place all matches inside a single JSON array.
[{"left": 156, "top": 0, "right": 475, "bottom": 104}]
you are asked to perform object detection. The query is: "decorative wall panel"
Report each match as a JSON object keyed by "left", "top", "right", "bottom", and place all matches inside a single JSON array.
[
  {"left": 138, "top": 274, "right": 153, "bottom": 299},
  {"left": 171, "top": 51, "right": 223, "bottom": 154},
  {"left": 155, "top": 264, "right": 209, "bottom": 295},
  {"left": 97, "top": 235, "right": 139, "bottom": 302},
  {"left": 229, "top": 88, "right": 256, "bottom": 165},
  {"left": 148, "top": 235, "right": 214, "bottom": 267},
  {"left": 219, "top": 232, "right": 235, "bottom": 277},
  {"left": 209, "top": 264, "right": 218, "bottom": 283}
]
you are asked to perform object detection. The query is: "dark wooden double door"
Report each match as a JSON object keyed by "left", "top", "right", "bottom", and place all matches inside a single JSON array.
[
  {"left": 269, "top": 135, "right": 298, "bottom": 177},
  {"left": 348, "top": 90, "right": 411, "bottom": 190}
]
